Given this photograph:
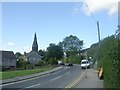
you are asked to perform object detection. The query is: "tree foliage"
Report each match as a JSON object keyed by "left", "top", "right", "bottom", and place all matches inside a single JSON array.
[
  {"left": 59, "top": 35, "right": 83, "bottom": 52},
  {"left": 17, "top": 59, "right": 30, "bottom": 68},
  {"left": 38, "top": 49, "right": 46, "bottom": 59},
  {"left": 88, "top": 35, "right": 120, "bottom": 88},
  {"left": 46, "top": 43, "right": 64, "bottom": 64},
  {"left": 15, "top": 52, "right": 22, "bottom": 59}
]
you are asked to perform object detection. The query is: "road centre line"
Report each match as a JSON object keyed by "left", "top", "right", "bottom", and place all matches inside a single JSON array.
[
  {"left": 50, "top": 75, "right": 62, "bottom": 82},
  {"left": 25, "top": 83, "right": 41, "bottom": 88},
  {"left": 52, "top": 67, "right": 67, "bottom": 74},
  {"left": 18, "top": 83, "right": 41, "bottom": 90},
  {"left": 65, "top": 71, "right": 70, "bottom": 75}
]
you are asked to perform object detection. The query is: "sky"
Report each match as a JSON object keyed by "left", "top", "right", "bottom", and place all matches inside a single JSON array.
[{"left": 1, "top": 0, "right": 119, "bottom": 54}]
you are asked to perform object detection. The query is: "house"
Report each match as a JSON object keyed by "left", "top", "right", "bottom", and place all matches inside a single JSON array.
[
  {"left": 27, "top": 51, "right": 42, "bottom": 65},
  {"left": 80, "top": 48, "right": 89, "bottom": 55},
  {"left": 0, "top": 50, "right": 17, "bottom": 69},
  {"left": 24, "top": 33, "right": 42, "bottom": 65}
]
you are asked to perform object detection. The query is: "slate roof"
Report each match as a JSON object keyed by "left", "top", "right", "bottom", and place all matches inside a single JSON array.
[
  {"left": 80, "top": 48, "right": 89, "bottom": 53},
  {"left": 0, "top": 50, "right": 16, "bottom": 59},
  {"left": 26, "top": 51, "right": 41, "bottom": 58}
]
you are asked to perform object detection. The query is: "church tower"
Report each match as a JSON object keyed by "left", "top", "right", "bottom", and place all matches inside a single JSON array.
[{"left": 32, "top": 33, "right": 38, "bottom": 52}]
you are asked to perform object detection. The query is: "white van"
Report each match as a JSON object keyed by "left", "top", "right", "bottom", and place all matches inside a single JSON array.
[{"left": 81, "top": 59, "right": 90, "bottom": 69}]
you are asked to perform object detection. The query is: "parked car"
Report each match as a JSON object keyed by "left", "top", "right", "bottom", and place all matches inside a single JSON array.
[
  {"left": 81, "top": 59, "right": 90, "bottom": 69},
  {"left": 60, "top": 62, "right": 65, "bottom": 65},
  {"left": 68, "top": 63, "right": 73, "bottom": 66},
  {"left": 58, "top": 61, "right": 64, "bottom": 65}
]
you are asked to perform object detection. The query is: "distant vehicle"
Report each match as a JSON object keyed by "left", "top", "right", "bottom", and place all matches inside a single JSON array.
[
  {"left": 58, "top": 61, "right": 64, "bottom": 65},
  {"left": 81, "top": 59, "right": 90, "bottom": 69},
  {"left": 60, "top": 62, "right": 65, "bottom": 65},
  {"left": 68, "top": 63, "right": 73, "bottom": 66}
]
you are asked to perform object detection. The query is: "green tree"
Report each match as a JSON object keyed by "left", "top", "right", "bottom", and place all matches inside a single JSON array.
[
  {"left": 15, "top": 52, "right": 22, "bottom": 59},
  {"left": 17, "top": 59, "right": 30, "bottom": 68},
  {"left": 38, "top": 49, "right": 46, "bottom": 59},
  {"left": 46, "top": 43, "right": 64, "bottom": 64},
  {"left": 58, "top": 35, "right": 83, "bottom": 54}
]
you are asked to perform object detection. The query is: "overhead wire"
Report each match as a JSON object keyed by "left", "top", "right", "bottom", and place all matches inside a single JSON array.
[{"left": 84, "top": 0, "right": 97, "bottom": 23}]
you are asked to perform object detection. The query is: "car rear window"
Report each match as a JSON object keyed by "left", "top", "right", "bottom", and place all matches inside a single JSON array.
[{"left": 82, "top": 61, "right": 89, "bottom": 64}]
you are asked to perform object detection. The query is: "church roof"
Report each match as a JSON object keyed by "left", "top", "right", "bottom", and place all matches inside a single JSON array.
[{"left": 26, "top": 51, "right": 41, "bottom": 58}]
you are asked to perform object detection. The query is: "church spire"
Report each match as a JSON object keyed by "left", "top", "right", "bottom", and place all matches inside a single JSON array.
[{"left": 32, "top": 33, "right": 38, "bottom": 52}]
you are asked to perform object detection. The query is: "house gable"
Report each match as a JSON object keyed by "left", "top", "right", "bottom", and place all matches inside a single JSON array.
[
  {"left": 27, "top": 51, "right": 42, "bottom": 65},
  {"left": 0, "top": 50, "right": 17, "bottom": 68}
]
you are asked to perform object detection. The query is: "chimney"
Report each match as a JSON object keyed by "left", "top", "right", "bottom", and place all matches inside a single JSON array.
[{"left": 24, "top": 52, "right": 26, "bottom": 56}]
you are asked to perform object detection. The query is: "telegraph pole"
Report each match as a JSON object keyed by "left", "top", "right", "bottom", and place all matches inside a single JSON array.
[
  {"left": 97, "top": 21, "right": 101, "bottom": 67},
  {"left": 85, "top": 50, "right": 88, "bottom": 78},
  {"left": 97, "top": 21, "right": 101, "bottom": 48}
]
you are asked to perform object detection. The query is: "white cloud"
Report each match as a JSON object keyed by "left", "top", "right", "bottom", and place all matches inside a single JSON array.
[
  {"left": 73, "top": 0, "right": 119, "bottom": 16},
  {"left": 7, "top": 42, "right": 15, "bottom": 46}
]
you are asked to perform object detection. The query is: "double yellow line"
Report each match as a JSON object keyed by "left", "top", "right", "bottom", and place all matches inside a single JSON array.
[{"left": 64, "top": 72, "right": 84, "bottom": 89}]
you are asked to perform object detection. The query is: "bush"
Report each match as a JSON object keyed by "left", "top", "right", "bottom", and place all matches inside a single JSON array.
[
  {"left": 69, "top": 55, "right": 81, "bottom": 64},
  {"left": 35, "top": 61, "right": 46, "bottom": 66},
  {"left": 64, "top": 55, "right": 84, "bottom": 64},
  {"left": 97, "top": 36, "right": 119, "bottom": 88},
  {"left": 16, "top": 59, "right": 35, "bottom": 70},
  {"left": 17, "top": 59, "right": 29, "bottom": 68},
  {"left": 88, "top": 35, "right": 120, "bottom": 88},
  {"left": 47, "top": 58, "right": 58, "bottom": 65},
  {"left": 64, "top": 58, "right": 70, "bottom": 63}
]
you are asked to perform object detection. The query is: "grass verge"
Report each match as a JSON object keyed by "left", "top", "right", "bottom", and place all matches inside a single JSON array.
[{"left": 0, "top": 66, "right": 55, "bottom": 80}]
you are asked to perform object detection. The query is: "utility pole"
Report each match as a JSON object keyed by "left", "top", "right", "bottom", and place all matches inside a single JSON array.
[
  {"left": 85, "top": 50, "right": 88, "bottom": 78},
  {"left": 97, "top": 21, "right": 101, "bottom": 48},
  {"left": 97, "top": 21, "right": 101, "bottom": 67}
]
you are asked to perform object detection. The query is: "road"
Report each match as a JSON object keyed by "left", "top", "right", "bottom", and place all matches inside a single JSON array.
[{"left": 2, "top": 65, "right": 82, "bottom": 90}]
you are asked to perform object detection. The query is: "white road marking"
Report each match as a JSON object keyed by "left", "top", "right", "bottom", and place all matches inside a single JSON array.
[
  {"left": 25, "top": 83, "right": 41, "bottom": 88},
  {"left": 18, "top": 83, "right": 41, "bottom": 90},
  {"left": 65, "top": 71, "right": 70, "bottom": 75},
  {"left": 52, "top": 67, "right": 67, "bottom": 74},
  {"left": 50, "top": 75, "right": 62, "bottom": 82},
  {"left": 65, "top": 67, "right": 70, "bottom": 69}
]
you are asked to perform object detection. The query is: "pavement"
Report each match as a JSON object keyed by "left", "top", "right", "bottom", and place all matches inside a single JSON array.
[
  {"left": 0, "top": 66, "right": 63, "bottom": 85},
  {"left": 74, "top": 68, "right": 104, "bottom": 88},
  {"left": 73, "top": 60, "right": 104, "bottom": 88}
]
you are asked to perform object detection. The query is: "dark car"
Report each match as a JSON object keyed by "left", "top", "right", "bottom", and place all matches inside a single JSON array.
[
  {"left": 60, "top": 62, "right": 65, "bottom": 65},
  {"left": 68, "top": 63, "right": 73, "bottom": 66}
]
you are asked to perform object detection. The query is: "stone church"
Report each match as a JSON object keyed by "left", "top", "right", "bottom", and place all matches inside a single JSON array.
[{"left": 24, "top": 33, "right": 42, "bottom": 65}]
